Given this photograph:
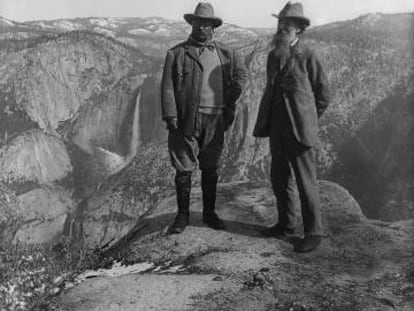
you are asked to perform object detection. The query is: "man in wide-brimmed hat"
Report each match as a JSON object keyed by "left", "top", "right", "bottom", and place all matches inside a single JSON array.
[
  {"left": 161, "top": 2, "right": 246, "bottom": 234},
  {"left": 253, "top": 2, "right": 331, "bottom": 252}
]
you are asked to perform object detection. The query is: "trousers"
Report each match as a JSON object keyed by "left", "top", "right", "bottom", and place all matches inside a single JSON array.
[
  {"left": 168, "top": 112, "right": 225, "bottom": 173},
  {"left": 269, "top": 103, "right": 323, "bottom": 236}
]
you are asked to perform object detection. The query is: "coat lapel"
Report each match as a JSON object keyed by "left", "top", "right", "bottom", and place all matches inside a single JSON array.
[
  {"left": 214, "top": 42, "right": 230, "bottom": 65},
  {"left": 184, "top": 43, "right": 202, "bottom": 68},
  {"left": 278, "top": 38, "right": 304, "bottom": 79},
  {"left": 214, "top": 42, "right": 231, "bottom": 85}
]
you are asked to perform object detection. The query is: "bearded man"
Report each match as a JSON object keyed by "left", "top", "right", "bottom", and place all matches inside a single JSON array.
[
  {"left": 253, "top": 2, "right": 331, "bottom": 252},
  {"left": 161, "top": 2, "right": 246, "bottom": 234}
]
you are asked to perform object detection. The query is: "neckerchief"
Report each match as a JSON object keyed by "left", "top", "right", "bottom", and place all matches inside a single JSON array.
[{"left": 188, "top": 36, "right": 215, "bottom": 54}]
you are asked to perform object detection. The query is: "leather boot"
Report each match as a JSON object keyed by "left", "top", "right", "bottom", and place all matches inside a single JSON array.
[
  {"left": 261, "top": 224, "right": 296, "bottom": 238},
  {"left": 201, "top": 169, "right": 225, "bottom": 230},
  {"left": 294, "top": 235, "right": 322, "bottom": 253},
  {"left": 169, "top": 172, "right": 191, "bottom": 234}
]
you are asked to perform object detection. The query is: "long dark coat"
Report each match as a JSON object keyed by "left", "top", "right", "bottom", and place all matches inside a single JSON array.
[
  {"left": 161, "top": 40, "right": 246, "bottom": 136},
  {"left": 253, "top": 39, "right": 330, "bottom": 147}
]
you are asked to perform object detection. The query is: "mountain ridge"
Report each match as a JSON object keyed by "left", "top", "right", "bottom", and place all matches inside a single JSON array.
[
  {"left": 0, "top": 12, "right": 413, "bottom": 310},
  {"left": 0, "top": 12, "right": 413, "bottom": 246}
]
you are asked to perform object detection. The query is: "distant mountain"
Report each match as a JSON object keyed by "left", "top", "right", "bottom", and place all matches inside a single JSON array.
[
  {"left": 0, "top": 16, "right": 16, "bottom": 27},
  {"left": 0, "top": 13, "right": 413, "bottom": 246},
  {"left": 307, "top": 13, "right": 414, "bottom": 52},
  {"left": 1, "top": 17, "right": 261, "bottom": 57}
]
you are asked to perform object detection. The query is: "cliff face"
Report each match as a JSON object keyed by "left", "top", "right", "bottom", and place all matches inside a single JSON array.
[
  {"left": 135, "top": 13, "right": 414, "bottom": 222},
  {"left": 0, "top": 13, "right": 413, "bottom": 245},
  {"left": 0, "top": 183, "right": 22, "bottom": 247},
  {"left": 0, "top": 31, "right": 157, "bottom": 243},
  {"left": 219, "top": 20, "right": 414, "bottom": 221}
]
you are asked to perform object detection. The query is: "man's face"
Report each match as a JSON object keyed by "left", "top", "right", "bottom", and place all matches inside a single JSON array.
[
  {"left": 276, "top": 19, "right": 301, "bottom": 46},
  {"left": 191, "top": 19, "right": 214, "bottom": 42}
]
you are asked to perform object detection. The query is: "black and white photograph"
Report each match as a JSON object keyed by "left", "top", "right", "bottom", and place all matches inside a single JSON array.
[{"left": 0, "top": 0, "right": 413, "bottom": 310}]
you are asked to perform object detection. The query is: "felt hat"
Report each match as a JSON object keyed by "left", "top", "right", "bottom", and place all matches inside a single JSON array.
[
  {"left": 184, "top": 2, "right": 223, "bottom": 28},
  {"left": 272, "top": 1, "right": 310, "bottom": 27}
]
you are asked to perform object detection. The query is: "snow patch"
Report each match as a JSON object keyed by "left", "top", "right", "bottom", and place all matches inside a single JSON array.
[
  {"left": 154, "top": 26, "right": 173, "bottom": 36},
  {"left": 31, "top": 21, "right": 54, "bottom": 29},
  {"left": 118, "top": 37, "right": 138, "bottom": 47},
  {"left": 360, "top": 13, "right": 383, "bottom": 26},
  {"left": 52, "top": 20, "right": 82, "bottom": 31},
  {"left": 94, "top": 27, "right": 116, "bottom": 37},
  {"left": 76, "top": 262, "right": 155, "bottom": 281},
  {"left": 0, "top": 17, "right": 15, "bottom": 26},
  {"left": 128, "top": 28, "right": 151, "bottom": 35},
  {"left": 89, "top": 18, "right": 121, "bottom": 28},
  {"left": 74, "top": 260, "right": 186, "bottom": 284},
  {"left": 141, "top": 17, "right": 165, "bottom": 25}
]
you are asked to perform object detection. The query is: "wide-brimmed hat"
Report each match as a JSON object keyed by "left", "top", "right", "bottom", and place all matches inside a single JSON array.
[
  {"left": 272, "top": 1, "right": 310, "bottom": 27},
  {"left": 184, "top": 2, "right": 223, "bottom": 28}
]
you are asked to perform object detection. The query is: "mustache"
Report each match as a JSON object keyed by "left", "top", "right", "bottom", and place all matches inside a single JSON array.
[{"left": 191, "top": 28, "right": 213, "bottom": 42}]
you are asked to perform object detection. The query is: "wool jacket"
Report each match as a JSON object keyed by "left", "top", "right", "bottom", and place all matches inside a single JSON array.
[
  {"left": 161, "top": 39, "right": 246, "bottom": 136},
  {"left": 253, "top": 39, "right": 330, "bottom": 147}
]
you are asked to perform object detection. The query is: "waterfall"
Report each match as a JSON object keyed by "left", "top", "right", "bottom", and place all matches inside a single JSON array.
[{"left": 94, "top": 91, "right": 141, "bottom": 176}]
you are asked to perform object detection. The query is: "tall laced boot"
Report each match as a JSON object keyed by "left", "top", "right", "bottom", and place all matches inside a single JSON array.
[
  {"left": 201, "top": 169, "right": 225, "bottom": 230},
  {"left": 169, "top": 172, "right": 191, "bottom": 234}
]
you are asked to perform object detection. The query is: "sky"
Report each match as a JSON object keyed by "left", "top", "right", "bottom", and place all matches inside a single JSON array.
[{"left": 1, "top": 0, "right": 413, "bottom": 27}]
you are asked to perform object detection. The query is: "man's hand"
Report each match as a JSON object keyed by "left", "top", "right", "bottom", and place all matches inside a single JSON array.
[{"left": 166, "top": 117, "right": 178, "bottom": 131}]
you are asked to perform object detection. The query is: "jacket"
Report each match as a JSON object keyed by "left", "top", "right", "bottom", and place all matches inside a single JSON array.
[
  {"left": 253, "top": 39, "right": 330, "bottom": 147},
  {"left": 161, "top": 39, "right": 246, "bottom": 136}
]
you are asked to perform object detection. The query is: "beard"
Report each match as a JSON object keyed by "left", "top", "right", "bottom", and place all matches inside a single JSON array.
[
  {"left": 272, "top": 31, "right": 294, "bottom": 48},
  {"left": 272, "top": 32, "right": 292, "bottom": 58}
]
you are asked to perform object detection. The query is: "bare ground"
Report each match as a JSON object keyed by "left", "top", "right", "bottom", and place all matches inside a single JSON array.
[{"left": 57, "top": 181, "right": 414, "bottom": 311}]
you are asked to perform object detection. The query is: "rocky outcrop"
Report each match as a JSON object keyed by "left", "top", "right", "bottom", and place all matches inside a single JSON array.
[
  {"left": 74, "top": 144, "right": 173, "bottom": 248},
  {"left": 0, "top": 183, "right": 23, "bottom": 247},
  {"left": 1, "top": 13, "right": 413, "bottom": 245},
  {"left": 58, "top": 181, "right": 414, "bottom": 311},
  {"left": 14, "top": 185, "right": 74, "bottom": 244},
  {"left": 0, "top": 31, "right": 158, "bottom": 244},
  {"left": 0, "top": 130, "right": 72, "bottom": 187}
]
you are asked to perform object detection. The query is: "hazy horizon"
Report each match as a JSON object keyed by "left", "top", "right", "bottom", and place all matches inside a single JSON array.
[
  {"left": 1, "top": 10, "right": 413, "bottom": 30},
  {"left": 1, "top": 0, "right": 413, "bottom": 28}
]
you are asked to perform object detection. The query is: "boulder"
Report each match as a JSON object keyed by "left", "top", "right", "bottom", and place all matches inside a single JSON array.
[
  {"left": 0, "top": 183, "right": 22, "bottom": 246},
  {"left": 59, "top": 180, "right": 414, "bottom": 311},
  {"left": 75, "top": 144, "right": 173, "bottom": 248},
  {"left": 13, "top": 185, "right": 74, "bottom": 244},
  {"left": 0, "top": 130, "right": 72, "bottom": 185}
]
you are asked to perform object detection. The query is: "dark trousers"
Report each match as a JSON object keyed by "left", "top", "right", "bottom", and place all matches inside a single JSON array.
[
  {"left": 269, "top": 112, "right": 323, "bottom": 236},
  {"left": 168, "top": 112, "right": 224, "bottom": 173},
  {"left": 168, "top": 112, "right": 224, "bottom": 215}
]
